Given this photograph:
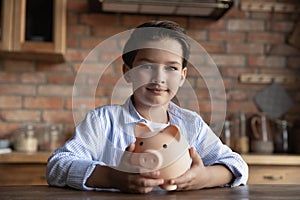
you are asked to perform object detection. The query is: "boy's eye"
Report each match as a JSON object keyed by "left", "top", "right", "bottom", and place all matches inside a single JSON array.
[
  {"left": 139, "top": 141, "right": 144, "bottom": 146},
  {"left": 140, "top": 64, "right": 153, "bottom": 70},
  {"left": 163, "top": 144, "right": 167, "bottom": 148},
  {"left": 165, "top": 66, "right": 177, "bottom": 71}
]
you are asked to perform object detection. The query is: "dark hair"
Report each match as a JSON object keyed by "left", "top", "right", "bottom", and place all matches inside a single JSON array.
[{"left": 122, "top": 20, "right": 190, "bottom": 68}]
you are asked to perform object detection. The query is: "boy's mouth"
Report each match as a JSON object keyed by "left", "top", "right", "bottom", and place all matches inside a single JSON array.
[{"left": 146, "top": 84, "right": 168, "bottom": 94}]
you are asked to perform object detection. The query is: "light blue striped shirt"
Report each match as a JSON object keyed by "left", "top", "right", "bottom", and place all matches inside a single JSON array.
[{"left": 46, "top": 98, "right": 248, "bottom": 190}]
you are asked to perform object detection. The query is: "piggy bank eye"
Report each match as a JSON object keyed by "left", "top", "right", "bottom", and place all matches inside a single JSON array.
[
  {"left": 139, "top": 141, "right": 144, "bottom": 146},
  {"left": 163, "top": 144, "right": 167, "bottom": 148}
]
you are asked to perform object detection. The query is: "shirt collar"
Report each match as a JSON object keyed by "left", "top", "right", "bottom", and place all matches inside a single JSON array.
[{"left": 122, "top": 96, "right": 182, "bottom": 125}]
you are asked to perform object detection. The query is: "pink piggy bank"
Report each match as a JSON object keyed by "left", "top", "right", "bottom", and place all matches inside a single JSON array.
[{"left": 131, "top": 122, "right": 191, "bottom": 190}]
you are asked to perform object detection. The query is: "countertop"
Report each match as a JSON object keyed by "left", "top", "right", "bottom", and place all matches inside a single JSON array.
[{"left": 1, "top": 185, "right": 300, "bottom": 200}]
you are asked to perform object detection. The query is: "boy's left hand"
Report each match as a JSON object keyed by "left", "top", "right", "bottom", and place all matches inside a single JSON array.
[{"left": 168, "top": 147, "right": 209, "bottom": 190}]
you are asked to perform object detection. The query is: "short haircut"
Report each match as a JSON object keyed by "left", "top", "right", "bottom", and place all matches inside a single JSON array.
[{"left": 122, "top": 20, "right": 191, "bottom": 68}]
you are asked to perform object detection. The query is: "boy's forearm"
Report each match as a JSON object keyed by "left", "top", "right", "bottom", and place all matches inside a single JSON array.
[
  {"left": 204, "top": 164, "right": 234, "bottom": 188},
  {"left": 85, "top": 165, "right": 112, "bottom": 188}
]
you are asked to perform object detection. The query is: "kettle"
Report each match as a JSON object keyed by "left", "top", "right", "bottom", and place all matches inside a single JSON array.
[{"left": 250, "top": 113, "right": 274, "bottom": 153}]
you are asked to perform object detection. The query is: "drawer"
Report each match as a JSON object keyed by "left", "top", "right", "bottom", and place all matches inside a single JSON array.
[
  {"left": 248, "top": 165, "right": 300, "bottom": 184},
  {"left": 0, "top": 164, "right": 47, "bottom": 186}
]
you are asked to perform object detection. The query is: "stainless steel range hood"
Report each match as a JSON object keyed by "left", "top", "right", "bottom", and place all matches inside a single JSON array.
[{"left": 94, "top": 0, "right": 233, "bottom": 19}]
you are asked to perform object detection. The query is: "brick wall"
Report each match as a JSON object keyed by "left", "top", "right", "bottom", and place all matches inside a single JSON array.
[{"left": 0, "top": 0, "right": 299, "bottom": 138}]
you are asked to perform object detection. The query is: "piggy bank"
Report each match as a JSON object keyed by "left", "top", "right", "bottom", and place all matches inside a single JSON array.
[{"left": 131, "top": 122, "right": 191, "bottom": 190}]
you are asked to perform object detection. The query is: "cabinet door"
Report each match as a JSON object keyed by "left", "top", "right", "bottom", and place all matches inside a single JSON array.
[
  {"left": 13, "top": 0, "right": 66, "bottom": 55},
  {"left": 0, "top": 0, "right": 14, "bottom": 51}
]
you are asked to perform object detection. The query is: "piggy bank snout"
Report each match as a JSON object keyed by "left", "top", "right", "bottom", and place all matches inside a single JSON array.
[{"left": 136, "top": 150, "right": 163, "bottom": 170}]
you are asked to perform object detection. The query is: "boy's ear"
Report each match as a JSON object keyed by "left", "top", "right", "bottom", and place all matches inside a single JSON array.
[
  {"left": 179, "top": 67, "right": 187, "bottom": 87},
  {"left": 122, "top": 64, "right": 132, "bottom": 83}
]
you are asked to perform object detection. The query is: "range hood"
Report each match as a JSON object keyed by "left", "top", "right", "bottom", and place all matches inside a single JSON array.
[{"left": 93, "top": 0, "right": 234, "bottom": 19}]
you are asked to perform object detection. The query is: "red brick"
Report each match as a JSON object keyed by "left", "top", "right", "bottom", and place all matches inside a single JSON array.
[
  {"left": 80, "top": 37, "right": 108, "bottom": 49},
  {"left": 3, "top": 60, "right": 35, "bottom": 72},
  {"left": 68, "top": 25, "right": 90, "bottom": 36},
  {"left": 227, "top": 90, "right": 249, "bottom": 101},
  {"left": 287, "top": 57, "right": 300, "bottom": 69},
  {"left": 47, "top": 74, "right": 75, "bottom": 84},
  {"left": 221, "top": 67, "right": 255, "bottom": 78},
  {"left": 267, "top": 21, "right": 294, "bottom": 33},
  {"left": 227, "top": 43, "right": 264, "bottom": 54},
  {"left": 0, "top": 97, "right": 22, "bottom": 108},
  {"left": 1, "top": 110, "right": 41, "bottom": 122},
  {"left": 0, "top": 84, "right": 36, "bottom": 95},
  {"left": 121, "top": 15, "right": 157, "bottom": 28},
  {"left": 248, "top": 32, "right": 285, "bottom": 44},
  {"left": 67, "top": 0, "right": 89, "bottom": 12},
  {"left": 24, "top": 97, "right": 64, "bottom": 109},
  {"left": 92, "top": 26, "right": 126, "bottom": 37},
  {"left": 74, "top": 63, "right": 113, "bottom": 76},
  {"left": 157, "top": 16, "right": 188, "bottom": 28},
  {"left": 38, "top": 85, "right": 73, "bottom": 96},
  {"left": 43, "top": 111, "right": 73, "bottom": 123},
  {"left": 248, "top": 55, "right": 286, "bottom": 68},
  {"left": 67, "top": 97, "right": 106, "bottom": 110},
  {"left": 186, "top": 30, "right": 207, "bottom": 41},
  {"left": 223, "top": 7, "right": 246, "bottom": 19},
  {"left": 0, "top": 72, "right": 20, "bottom": 83},
  {"left": 209, "top": 31, "right": 246, "bottom": 42},
  {"left": 210, "top": 55, "right": 246, "bottom": 67},
  {"left": 37, "top": 63, "right": 72, "bottom": 73},
  {"left": 227, "top": 101, "right": 259, "bottom": 113},
  {"left": 201, "top": 42, "right": 225, "bottom": 54},
  {"left": 80, "top": 13, "right": 118, "bottom": 27},
  {"left": 189, "top": 18, "right": 225, "bottom": 30},
  {"left": 67, "top": 36, "right": 79, "bottom": 48},
  {"left": 227, "top": 19, "right": 264, "bottom": 31},
  {"left": 0, "top": 123, "right": 20, "bottom": 135},
  {"left": 268, "top": 44, "right": 300, "bottom": 56},
  {"left": 65, "top": 49, "right": 91, "bottom": 62},
  {"left": 196, "top": 77, "right": 231, "bottom": 90},
  {"left": 67, "top": 12, "right": 79, "bottom": 25},
  {"left": 21, "top": 72, "right": 46, "bottom": 84}
]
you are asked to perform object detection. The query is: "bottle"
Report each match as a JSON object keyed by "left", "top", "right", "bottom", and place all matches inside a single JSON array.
[{"left": 14, "top": 124, "right": 38, "bottom": 153}]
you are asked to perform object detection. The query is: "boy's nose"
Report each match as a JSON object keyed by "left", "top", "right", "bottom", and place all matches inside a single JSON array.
[{"left": 151, "top": 67, "right": 166, "bottom": 84}]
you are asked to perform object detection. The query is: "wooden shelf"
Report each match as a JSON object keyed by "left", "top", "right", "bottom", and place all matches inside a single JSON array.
[
  {"left": 0, "top": 152, "right": 51, "bottom": 164},
  {"left": 242, "top": 154, "right": 300, "bottom": 166}
]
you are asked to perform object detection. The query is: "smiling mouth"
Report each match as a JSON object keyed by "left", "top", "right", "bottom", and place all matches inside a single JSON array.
[{"left": 146, "top": 85, "right": 168, "bottom": 94}]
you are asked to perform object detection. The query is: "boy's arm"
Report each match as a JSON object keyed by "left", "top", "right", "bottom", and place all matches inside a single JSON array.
[
  {"left": 86, "top": 143, "right": 164, "bottom": 194},
  {"left": 168, "top": 147, "right": 233, "bottom": 190}
]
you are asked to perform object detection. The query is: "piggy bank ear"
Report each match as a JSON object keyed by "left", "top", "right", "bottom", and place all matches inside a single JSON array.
[
  {"left": 134, "top": 122, "right": 152, "bottom": 138},
  {"left": 162, "top": 125, "right": 181, "bottom": 142}
]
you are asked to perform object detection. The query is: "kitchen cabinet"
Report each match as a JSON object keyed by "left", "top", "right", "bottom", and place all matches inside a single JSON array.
[
  {"left": 0, "top": 152, "right": 51, "bottom": 186},
  {"left": 0, "top": 0, "right": 66, "bottom": 62},
  {"left": 1, "top": 152, "right": 300, "bottom": 185},
  {"left": 242, "top": 154, "right": 300, "bottom": 184}
]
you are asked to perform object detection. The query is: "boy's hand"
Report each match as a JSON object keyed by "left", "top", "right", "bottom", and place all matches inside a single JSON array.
[
  {"left": 168, "top": 147, "right": 209, "bottom": 190},
  {"left": 111, "top": 143, "right": 164, "bottom": 193}
]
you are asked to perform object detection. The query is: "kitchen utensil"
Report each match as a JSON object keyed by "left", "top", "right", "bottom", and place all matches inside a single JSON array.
[
  {"left": 251, "top": 113, "right": 272, "bottom": 142},
  {"left": 250, "top": 113, "right": 274, "bottom": 153},
  {"left": 254, "top": 82, "right": 293, "bottom": 120}
]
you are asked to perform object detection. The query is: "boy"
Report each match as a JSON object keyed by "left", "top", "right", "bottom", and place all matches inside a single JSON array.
[{"left": 46, "top": 20, "right": 248, "bottom": 194}]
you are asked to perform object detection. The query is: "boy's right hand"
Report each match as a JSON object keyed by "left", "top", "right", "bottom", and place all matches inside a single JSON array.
[{"left": 110, "top": 143, "right": 164, "bottom": 193}]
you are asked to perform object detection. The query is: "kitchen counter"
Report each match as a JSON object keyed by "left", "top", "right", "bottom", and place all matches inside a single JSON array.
[
  {"left": 1, "top": 152, "right": 300, "bottom": 185},
  {"left": 1, "top": 185, "right": 300, "bottom": 199}
]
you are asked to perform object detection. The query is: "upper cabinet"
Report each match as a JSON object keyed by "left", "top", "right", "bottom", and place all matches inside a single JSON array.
[{"left": 0, "top": 0, "right": 67, "bottom": 62}]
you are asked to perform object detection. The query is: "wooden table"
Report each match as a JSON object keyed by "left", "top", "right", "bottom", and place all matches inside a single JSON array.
[{"left": 1, "top": 185, "right": 300, "bottom": 199}]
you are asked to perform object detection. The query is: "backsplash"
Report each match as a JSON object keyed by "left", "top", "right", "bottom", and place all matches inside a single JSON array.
[{"left": 0, "top": 0, "right": 299, "bottom": 138}]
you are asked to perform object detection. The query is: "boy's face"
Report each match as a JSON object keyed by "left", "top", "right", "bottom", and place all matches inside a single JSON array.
[{"left": 123, "top": 39, "right": 187, "bottom": 109}]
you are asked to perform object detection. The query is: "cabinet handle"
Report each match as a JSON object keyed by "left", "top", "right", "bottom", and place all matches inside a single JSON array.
[{"left": 263, "top": 175, "right": 283, "bottom": 180}]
